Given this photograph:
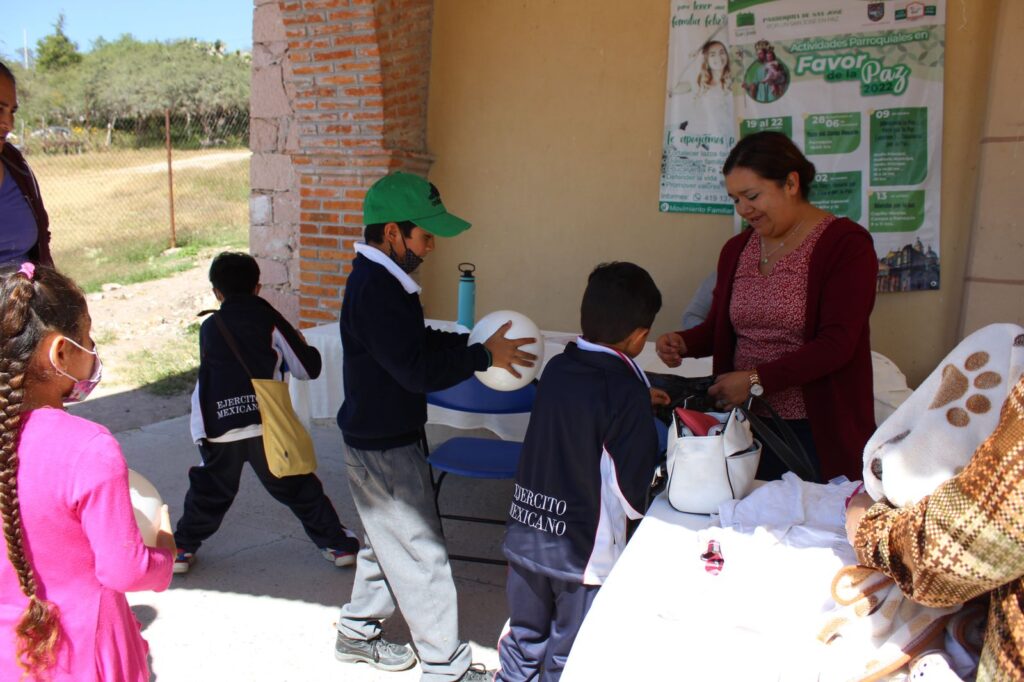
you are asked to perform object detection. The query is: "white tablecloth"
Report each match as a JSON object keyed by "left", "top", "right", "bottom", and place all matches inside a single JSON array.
[
  {"left": 288, "top": 321, "right": 711, "bottom": 440},
  {"left": 562, "top": 488, "right": 860, "bottom": 680}
]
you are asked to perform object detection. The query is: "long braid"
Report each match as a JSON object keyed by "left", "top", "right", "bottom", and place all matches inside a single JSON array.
[{"left": 0, "top": 266, "right": 87, "bottom": 677}]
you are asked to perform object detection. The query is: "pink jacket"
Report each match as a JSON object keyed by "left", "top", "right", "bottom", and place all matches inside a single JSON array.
[{"left": 0, "top": 409, "right": 173, "bottom": 681}]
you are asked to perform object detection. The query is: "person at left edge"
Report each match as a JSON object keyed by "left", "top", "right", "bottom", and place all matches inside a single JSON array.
[
  {"left": 334, "top": 171, "right": 536, "bottom": 681},
  {"left": 0, "top": 62, "right": 53, "bottom": 268}
]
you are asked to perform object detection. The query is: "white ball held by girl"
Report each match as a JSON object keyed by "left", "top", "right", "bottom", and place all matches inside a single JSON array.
[
  {"left": 128, "top": 470, "right": 164, "bottom": 547},
  {"left": 468, "top": 310, "right": 544, "bottom": 391}
]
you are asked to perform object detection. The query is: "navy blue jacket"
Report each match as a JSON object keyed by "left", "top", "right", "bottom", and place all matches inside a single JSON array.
[
  {"left": 338, "top": 252, "right": 489, "bottom": 450},
  {"left": 503, "top": 343, "right": 660, "bottom": 585},
  {"left": 192, "top": 294, "right": 321, "bottom": 442}
]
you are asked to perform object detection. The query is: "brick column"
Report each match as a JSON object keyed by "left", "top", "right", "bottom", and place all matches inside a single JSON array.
[{"left": 250, "top": 0, "right": 435, "bottom": 327}]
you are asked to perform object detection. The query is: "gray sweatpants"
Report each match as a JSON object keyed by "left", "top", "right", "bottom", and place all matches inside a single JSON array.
[{"left": 338, "top": 441, "right": 472, "bottom": 681}]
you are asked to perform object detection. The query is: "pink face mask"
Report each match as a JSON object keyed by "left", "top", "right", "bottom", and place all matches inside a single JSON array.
[{"left": 51, "top": 336, "right": 103, "bottom": 403}]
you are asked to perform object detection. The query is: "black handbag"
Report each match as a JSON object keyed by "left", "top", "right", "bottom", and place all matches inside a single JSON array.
[{"left": 646, "top": 372, "right": 715, "bottom": 422}]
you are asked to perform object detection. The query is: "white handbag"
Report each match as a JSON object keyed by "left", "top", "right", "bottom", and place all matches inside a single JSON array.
[{"left": 665, "top": 407, "right": 762, "bottom": 514}]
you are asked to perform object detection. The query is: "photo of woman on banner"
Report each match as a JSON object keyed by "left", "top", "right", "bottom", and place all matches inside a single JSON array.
[
  {"left": 667, "top": 33, "right": 736, "bottom": 150},
  {"left": 695, "top": 40, "right": 732, "bottom": 96}
]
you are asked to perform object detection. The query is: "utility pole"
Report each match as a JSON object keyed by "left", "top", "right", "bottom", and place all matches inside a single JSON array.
[{"left": 23, "top": 29, "right": 29, "bottom": 68}]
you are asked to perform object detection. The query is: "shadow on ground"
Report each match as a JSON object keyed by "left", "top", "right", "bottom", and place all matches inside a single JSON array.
[
  {"left": 115, "top": 412, "right": 512, "bottom": 662},
  {"left": 67, "top": 370, "right": 195, "bottom": 433}
]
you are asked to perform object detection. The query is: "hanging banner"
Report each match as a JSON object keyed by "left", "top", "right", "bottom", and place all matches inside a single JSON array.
[
  {"left": 659, "top": 1, "right": 736, "bottom": 215},
  {"left": 727, "top": 0, "right": 945, "bottom": 291}
]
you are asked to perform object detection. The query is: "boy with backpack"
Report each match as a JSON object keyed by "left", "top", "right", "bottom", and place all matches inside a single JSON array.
[{"left": 173, "top": 252, "right": 359, "bottom": 573}]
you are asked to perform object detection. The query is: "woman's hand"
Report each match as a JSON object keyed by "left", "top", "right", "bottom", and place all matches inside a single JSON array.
[
  {"left": 844, "top": 491, "right": 873, "bottom": 546},
  {"left": 650, "top": 388, "right": 671, "bottom": 408},
  {"left": 707, "top": 370, "right": 752, "bottom": 410},
  {"left": 655, "top": 332, "right": 686, "bottom": 368},
  {"left": 155, "top": 504, "right": 177, "bottom": 553},
  {"left": 484, "top": 321, "right": 538, "bottom": 378}
]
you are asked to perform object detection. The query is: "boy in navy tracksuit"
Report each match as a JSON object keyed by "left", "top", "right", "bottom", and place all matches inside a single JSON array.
[
  {"left": 333, "top": 172, "right": 534, "bottom": 681},
  {"left": 173, "top": 252, "right": 359, "bottom": 574},
  {"left": 497, "top": 262, "right": 668, "bottom": 682}
]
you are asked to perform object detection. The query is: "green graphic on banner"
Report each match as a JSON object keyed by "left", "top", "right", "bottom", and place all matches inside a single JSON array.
[
  {"left": 659, "top": 202, "right": 735, "bottom": 215},
  {"left": 740, "top": 116, "right": 793, "bottom": 138},
  {"left": 805, "top": 113, "right": 861, "bottom": 154},
  {"left": 809, "top": 171, "right": 862, "bottom": 222},
  {"left": 869, "top": 190, "right": 925, "bottom": 232},
  {"left": 728, "top": 0, "right": 774, "bottom": 12},
  {"left": 870, "top": 107, "right": 928, "bottom": 185}
]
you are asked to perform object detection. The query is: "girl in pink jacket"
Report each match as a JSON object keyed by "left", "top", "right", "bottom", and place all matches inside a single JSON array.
[{"left": 0, "top": 263, "right": 174, "bottom": 681}]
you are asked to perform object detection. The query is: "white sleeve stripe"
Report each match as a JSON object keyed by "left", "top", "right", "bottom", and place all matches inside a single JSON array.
[
  {"left": 272, "top": 327, "right": 309, "bottom": 380},
  {"left": 603, "top": 444, "right": 644, "bottom": 520},
  {"left": 189, "top": 381, "right": 205, "bottom": 445},
  {"left": 582, "top": 448, "right": 639, "bottom": 585}
]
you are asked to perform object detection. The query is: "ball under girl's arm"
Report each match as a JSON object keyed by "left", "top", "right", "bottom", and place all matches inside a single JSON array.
[{"left": 75, "top": 434, "right": 173, "bottom": 593}]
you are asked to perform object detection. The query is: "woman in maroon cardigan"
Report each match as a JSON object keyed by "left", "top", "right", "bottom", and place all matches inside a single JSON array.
[{"left": 656, "top": 132, "right": 876, "bottom": 482}]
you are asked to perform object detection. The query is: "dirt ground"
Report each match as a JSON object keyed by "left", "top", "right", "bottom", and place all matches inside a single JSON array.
[
  {"left": 126, "top": 149, "right": 251, "bottom": 175},
  {"left": 68, "top": 262, "right": 219, "bottom": 433}
]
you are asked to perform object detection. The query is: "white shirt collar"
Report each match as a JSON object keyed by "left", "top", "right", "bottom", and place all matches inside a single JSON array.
[
  {"left": 575, "top": 336, "right": 650, "bottom": 387},
  {"left": 354, "top": 242, "right": 421, "bottom": 294}
]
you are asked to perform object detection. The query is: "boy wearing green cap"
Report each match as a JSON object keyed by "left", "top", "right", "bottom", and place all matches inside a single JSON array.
[{"left": 333, "top": 172, "right": 534, "bottom": 681}]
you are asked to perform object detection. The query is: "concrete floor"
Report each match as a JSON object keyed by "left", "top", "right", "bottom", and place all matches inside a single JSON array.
[{"left": 118, "top": 415, "right": 512, "bottom": 681}]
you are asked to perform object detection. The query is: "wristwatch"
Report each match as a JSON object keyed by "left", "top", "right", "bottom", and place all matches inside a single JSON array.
[{"left": 748, "top": 370, "right": 764, "bottom": 397}]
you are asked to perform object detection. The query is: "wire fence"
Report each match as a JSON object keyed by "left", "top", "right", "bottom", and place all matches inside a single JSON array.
[{"left": 15, "top": 109, "right": 250, "bottom": 291}]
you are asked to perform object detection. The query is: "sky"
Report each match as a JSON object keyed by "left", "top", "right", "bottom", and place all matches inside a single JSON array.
[{"left": 1, "top": 0, "right": 254, "bottom": 64}]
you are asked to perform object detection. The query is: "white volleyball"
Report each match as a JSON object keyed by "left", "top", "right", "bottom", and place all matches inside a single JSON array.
[
  {"left": 128, "top": 469, "right": 163, "bottom": 547},
  {"left": 468, "top": 310, "right": 544, "bottom": 391}
]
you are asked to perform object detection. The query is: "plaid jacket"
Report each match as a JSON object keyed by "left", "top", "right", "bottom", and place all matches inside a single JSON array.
[{"left": 854, "top": 375, "right": 1024, "bottom": 681}]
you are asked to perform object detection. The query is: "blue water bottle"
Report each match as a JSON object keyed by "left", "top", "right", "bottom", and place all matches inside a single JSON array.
[{"left": 457, "top": 262, "right": 476, "bottom": 330}]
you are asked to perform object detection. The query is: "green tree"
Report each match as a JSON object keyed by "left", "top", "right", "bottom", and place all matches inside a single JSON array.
[{"left": 35, "top": 14, "right": 83, "bottom": 72}]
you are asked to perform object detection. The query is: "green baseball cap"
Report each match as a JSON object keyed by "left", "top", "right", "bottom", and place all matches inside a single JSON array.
[{"left": 363, "top": 172, "right": 471, "bottom": 238}]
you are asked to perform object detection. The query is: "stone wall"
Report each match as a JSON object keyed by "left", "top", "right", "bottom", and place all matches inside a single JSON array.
[{"left": 250, "top": 0, "right": 434, "bottom": 326}]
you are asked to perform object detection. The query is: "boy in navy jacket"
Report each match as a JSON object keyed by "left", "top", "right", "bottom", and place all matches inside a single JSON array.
[
  {"left": 497, "top": 262, "right": 668, "bottom": 682},
  {"left": 334, "top": 172, "right": 534, "bottom": 681},
  {"left": 173, "top": 252, "right": 359, "bottom": 573}
]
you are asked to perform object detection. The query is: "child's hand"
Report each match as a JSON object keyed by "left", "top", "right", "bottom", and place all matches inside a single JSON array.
[
  {"left": 155, "top": 504, "right": 177, "bottom": 553},
  {"left": 484, "top": 321, "right": 538, "bottom": 378},
  {"left": 650, "top": 388, "right": 670, "bottom": 407}
]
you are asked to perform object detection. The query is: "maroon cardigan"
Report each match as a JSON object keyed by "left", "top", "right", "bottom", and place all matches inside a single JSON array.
[
  {"left": 1, "top": 144, "right": 53, "bottom": 266},
  {"left": 681, "top": 217, "right": 877, "bottom": 481}
]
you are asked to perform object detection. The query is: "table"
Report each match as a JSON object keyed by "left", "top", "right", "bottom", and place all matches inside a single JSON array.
[
  {"left": 288, "top": 321, "right": 712, "bottom": 439},
  {"left": 561, "top": 487, "right": 859, "bottom": 680}
]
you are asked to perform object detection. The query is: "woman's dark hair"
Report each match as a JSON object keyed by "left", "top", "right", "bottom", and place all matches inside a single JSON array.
[
  {"left": 0, "top": 265, "right": 87, "bottom": 674},
  {"left": 209, "top": 252, "right": 261, "bottom": 297},
  {"left": 364, "top": 220, "right": 416, "bottom": 245},
  {"left": 581, "top": 262, "right": 662, "bottom": 344},
  {"left": 722, "top": 131, "right": 816, "bottom": 199},
  {"left": 0, "top": 61, "right": 14, "bottom": 87}
]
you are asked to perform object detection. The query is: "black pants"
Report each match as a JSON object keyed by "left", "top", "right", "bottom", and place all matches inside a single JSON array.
[
  {"left": 754, "top": 418, "right": 823, "bottom": 483},
  {"left": 174, "top": 436, "right": 350, "bottom": 553}
]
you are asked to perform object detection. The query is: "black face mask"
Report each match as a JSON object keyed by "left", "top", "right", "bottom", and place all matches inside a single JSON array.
[{"left": 389, "top": 234, "right": 423, "bottom": 274}]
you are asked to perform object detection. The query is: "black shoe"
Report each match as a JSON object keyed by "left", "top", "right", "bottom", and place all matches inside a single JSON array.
[
  {"left": 334, "top": 633, "right": 416, "bottom": 671},
  {"left": 458, "top": 664, "right": 496, "bottom": 681}
]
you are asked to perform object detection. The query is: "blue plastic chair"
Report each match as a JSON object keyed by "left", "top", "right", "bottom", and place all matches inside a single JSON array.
[{"left": 425, "top": 375, "right": 537, "bottom": 565}]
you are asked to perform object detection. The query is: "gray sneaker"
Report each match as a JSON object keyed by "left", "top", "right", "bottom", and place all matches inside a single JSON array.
[
  {"left": 458, "top": 664, "right": 496, "bottom": 681},
  {"left": 334, "top": 633, "right": 416, "bottom": 671}
]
